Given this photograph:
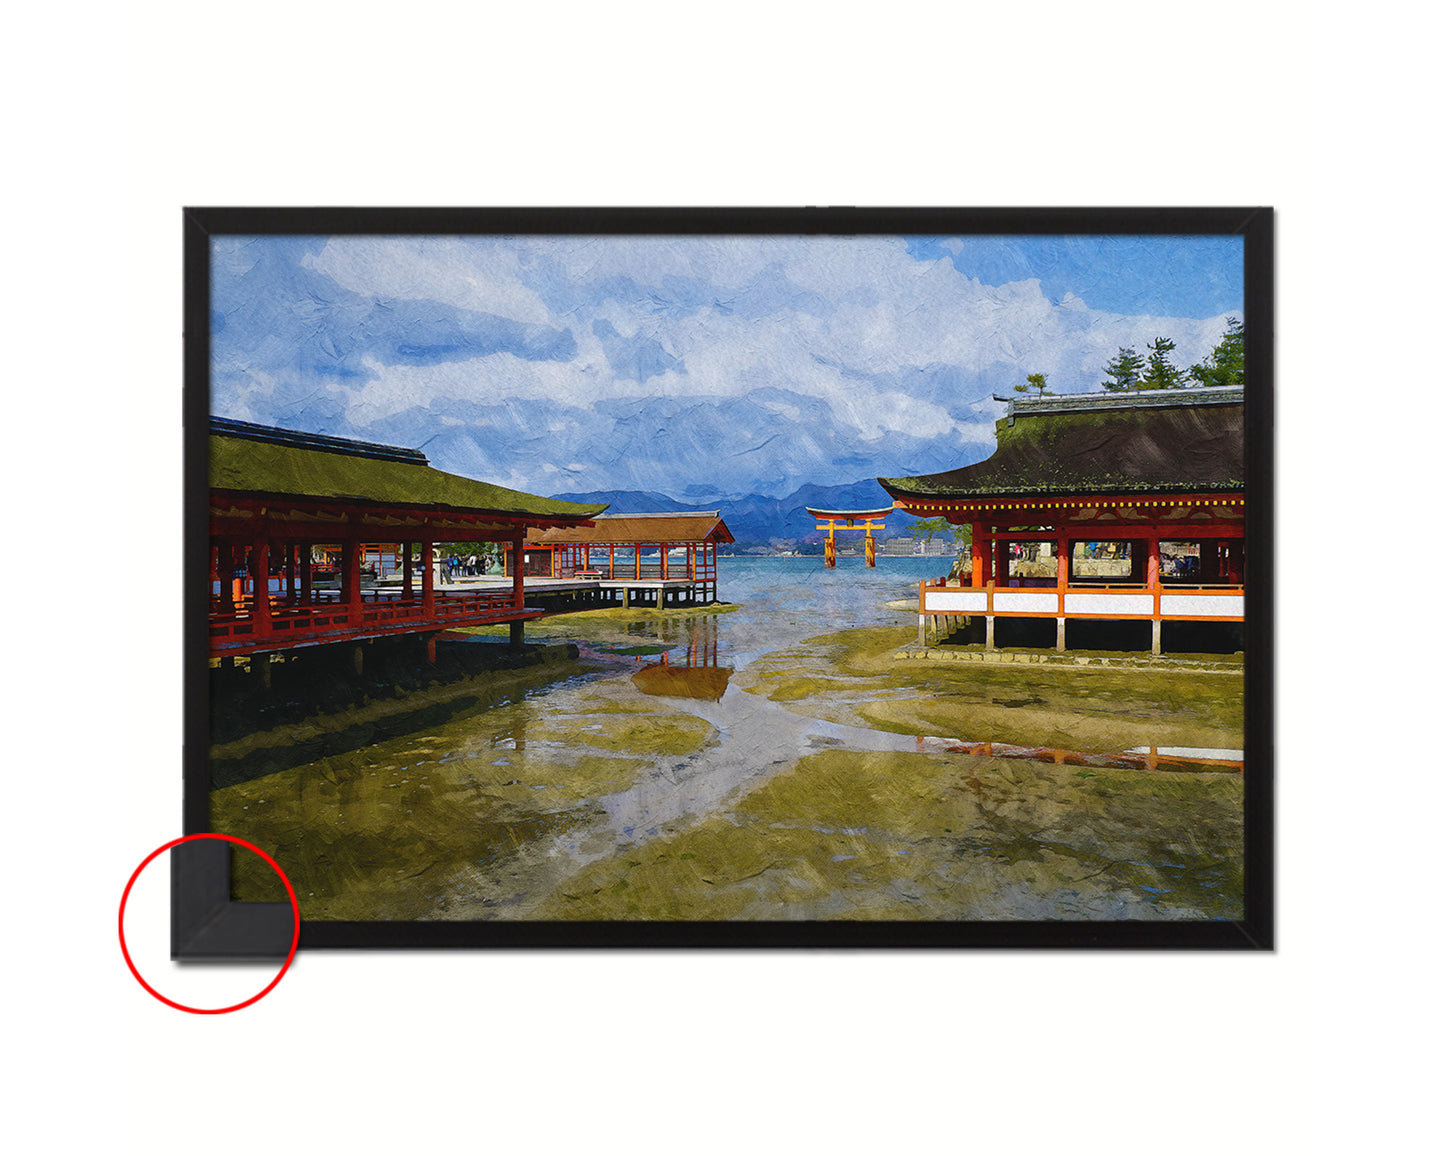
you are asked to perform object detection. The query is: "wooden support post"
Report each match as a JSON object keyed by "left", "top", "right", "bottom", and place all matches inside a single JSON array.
[
  {"left": 971, "top": 523, "right": 983, "bottom": 587},
  {"left": 218, "top": 544, "right": 235, "bottom": 613},
  {"left": 865, "top": 530, "right": 876, "bottom": 567},
  {"left": 352, "top": 644, "right": 364, "bottom": 675},
  {"left": 1057, "top": 532, "right": 1069, "bottom": 652},
  {"left": 343, "top": 535, "right": 362, "bottom": 624},
  {"left": 1147, "top": 535, "right": 1161, "bottom": 655},
  {"left": 985, "top": 614, "right": 995, "bottom": 650},
  {"left": 285, "top": 542, "right": 297, "bottom": 604},
  {"left": 422, "top": 540, "right": 435, "bottom": 615},
  {"left": 250, "top": 536, "right": 272, "bottom": 637},
  {"left": 426, "top": 634, "right": 437, "bottom": 664},
  {"left": 402, "top": 540, "right": 413, "bottom": 600},
  {"left": 661, "top": 543, "right": 668, "bottom": 580},
  {"left": 300, "top": 542, "right": 312, "bottom": 603},
  {"left": 512, "top": 531, "right": 525, "bottom": 613}
]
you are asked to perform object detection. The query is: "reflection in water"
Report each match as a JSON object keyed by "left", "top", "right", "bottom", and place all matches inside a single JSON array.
[
  {"left": 213, "top": 556, "right": 1245, "bottom": 921},
  {"left": 936, "top": 739, "right": 1243, "bottom": 774},
  {"left": 630, "top": 614, "right": 731, "bottom": 701},
  {"left": 632, "top": 662, "right": 732, "bottom": 701}
]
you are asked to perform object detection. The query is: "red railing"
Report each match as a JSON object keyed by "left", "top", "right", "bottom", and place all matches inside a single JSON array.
[{"left": 209, "top": 588, "right": 537, "bottom": 656}]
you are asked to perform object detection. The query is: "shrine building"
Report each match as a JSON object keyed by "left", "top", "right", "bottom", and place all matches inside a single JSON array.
[
  {"left": 878, "top": 386, "right": 1245, "bottom": 655},
  {"left": 207, "top": 418, "right": 607, "bottom": 662},
  {"left": 509, "top": 512, "right": 734, "bottom": 605}
]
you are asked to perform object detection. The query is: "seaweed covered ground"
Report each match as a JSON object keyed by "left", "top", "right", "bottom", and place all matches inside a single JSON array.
[{"left": 213, "top": 604, "right": 1244, "bottom": 922}]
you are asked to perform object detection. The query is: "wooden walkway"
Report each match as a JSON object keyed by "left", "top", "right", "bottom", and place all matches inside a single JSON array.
[{"left": 210, "top": 575, "right": 711, "bottom": 658}]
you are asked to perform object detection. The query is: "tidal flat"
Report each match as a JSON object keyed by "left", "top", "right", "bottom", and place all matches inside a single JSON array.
[{"left": 212, "top": 560, "right": 1244, "bottom": 922}]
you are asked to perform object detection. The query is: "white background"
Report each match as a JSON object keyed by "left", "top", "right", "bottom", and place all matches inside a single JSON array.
[{"left": 10, "top": 2, "right": 1437, "bottom": 1152}]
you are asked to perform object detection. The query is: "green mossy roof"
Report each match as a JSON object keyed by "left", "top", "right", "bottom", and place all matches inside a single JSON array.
[
  {"left": 210, "top": 432, "right": 608, "bottom": 521},
  {"left": 879, "top": 398, "right": 1244, "bottom": 500}
]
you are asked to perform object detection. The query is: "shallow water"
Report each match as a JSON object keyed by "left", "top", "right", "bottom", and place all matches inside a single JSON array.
[{"left": 213, "top": 556, "right": 1244, "bottom": 921}]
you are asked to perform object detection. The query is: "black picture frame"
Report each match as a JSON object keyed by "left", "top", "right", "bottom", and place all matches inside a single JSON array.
[{"left": 181, "top": 206, "right": 1274, "bottom": 955}]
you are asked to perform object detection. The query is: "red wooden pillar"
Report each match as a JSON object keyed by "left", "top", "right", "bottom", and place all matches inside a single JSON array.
[
  {"left": 343, "top": 535, "right": 362, "bottom": 624},
  {"left": 509, "top": 531, "right": 526, "bottom": 648},
  {"left": 284, "top": 542, "right": 297, "bottom": 604},
  {"left": 422, "top": 540, "right": 434, "bottom": 615},
  {"left": 609, "top": 545, "right": 615, "bottom": 579},
  {"left": 250, "top": 536, "right": 272, "bottom": 638},
  {"left": 512, "top": 531, "right": 525, "bottom": 610},
  {"left": 970, "top": 522, "right": 983, "bottom": 586},
  {"left": 1056, "top": 532, "right": 1069, "bottom": 651},
  {"left": 661, "top": 542, "right": 669, "bottom": 580},
  {"left": 300, "top": 542, "right": 313, "bottom": 604},
  {"left": 1147, "top": 534, "right": 1162, "bottom": 655},
  {"left": 402, "top": 540, "right": 413, "bottom": 601},
  {"left": 634, "top": 544, "right": 640, "bottom": 580},
  {"left": 217, "top": 544, "right": 235, "bottom": 613}
]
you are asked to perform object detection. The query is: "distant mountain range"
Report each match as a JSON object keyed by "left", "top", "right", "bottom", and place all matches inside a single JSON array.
[{"left": 551, "top": 479, "right": 924, "bottom": 548}]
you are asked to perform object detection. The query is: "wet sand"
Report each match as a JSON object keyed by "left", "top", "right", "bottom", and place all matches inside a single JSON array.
[{"left": 213, "top": 604, "right": 1244, "bottom": 922}]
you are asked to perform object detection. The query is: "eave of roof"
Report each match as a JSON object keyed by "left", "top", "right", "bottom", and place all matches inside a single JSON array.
[
  {"left": 879, "top": 389, "right": 1244, "bottom": 502},
  {"left": 209, "top": 424, "right": 607, "bottom": 522},
  {"left": 528, "top": 512, "right": 735, "bottom": 545}
]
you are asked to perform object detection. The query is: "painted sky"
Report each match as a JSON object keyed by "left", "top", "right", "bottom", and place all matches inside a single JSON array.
[{"left": 211, "top": 234, "right": 1243, "bottom": 502}]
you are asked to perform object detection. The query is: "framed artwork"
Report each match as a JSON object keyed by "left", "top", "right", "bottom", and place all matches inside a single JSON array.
[{"left": 180, "top": 207, "right": 1273, "bottom": 954}]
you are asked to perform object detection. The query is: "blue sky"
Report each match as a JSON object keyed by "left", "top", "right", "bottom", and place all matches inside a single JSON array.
[
  {"left": 211, "top": 234, "right": 1243, "bottom": 501},
  {"left": 905, "top": 235, "right": 1243, "bottom": 318}
]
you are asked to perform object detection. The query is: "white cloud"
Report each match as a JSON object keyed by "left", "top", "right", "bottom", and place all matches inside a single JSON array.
[
  {"left": 223, "top": 236, "right": 1243, "bottom": 498},
  {"left": 306, "top": 237, "right": 555, "bottom": 324}
]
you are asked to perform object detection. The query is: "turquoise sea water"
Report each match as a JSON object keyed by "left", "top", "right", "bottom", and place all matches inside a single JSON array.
[{"left": 654, "top": 554, "right": 944, "bottom": 667}]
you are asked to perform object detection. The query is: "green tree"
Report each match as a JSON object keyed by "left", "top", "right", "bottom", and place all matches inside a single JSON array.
[
  {"left": 1101, "top": 346, "right": 1145, "bottom": 391},
  {"left": 911, "top": 516, "right": 955, "bottom": 545},
  {"left": 1140, "top": 336, "right": 1184, "bottom": 390},
  {"left": 1188, "top": 316, "right": 1245, "bottom": 387},
  {"left": 1013, "top": 371, "right": 1050, "bottom": 398}
]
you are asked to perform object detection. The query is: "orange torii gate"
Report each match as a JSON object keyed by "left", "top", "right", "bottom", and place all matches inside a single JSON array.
[{"left": 807, "top": 506, "right": 892, "bottom": 568}]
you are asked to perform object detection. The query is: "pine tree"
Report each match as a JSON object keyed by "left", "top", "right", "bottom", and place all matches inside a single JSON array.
[
  {"left": 1188, "top": 316, "right": 1245, "bottom": 387},
  {"left": 1014, "top": 372, "right": 1051, "bottom": 398},
  {"left": 1102, "top": 347, "right": 1145, "bottom": 391},
  {"left": 1140, "top": 337, "right": 1183, "bottom": 390}
]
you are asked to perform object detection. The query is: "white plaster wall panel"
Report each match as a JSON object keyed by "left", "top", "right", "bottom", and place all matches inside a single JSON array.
[
  {"left": 924, "top": 590, "right": 988, "bottom": 613},
  {"left": 1065, "top": 592, "right": 1154, "bottom": 616},
  {"left": 994, "top": 591, "right": 1061, "bottom": 614},
  {"left": 1160, "top": 594, "right": 1245, "bottom": 618}
]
